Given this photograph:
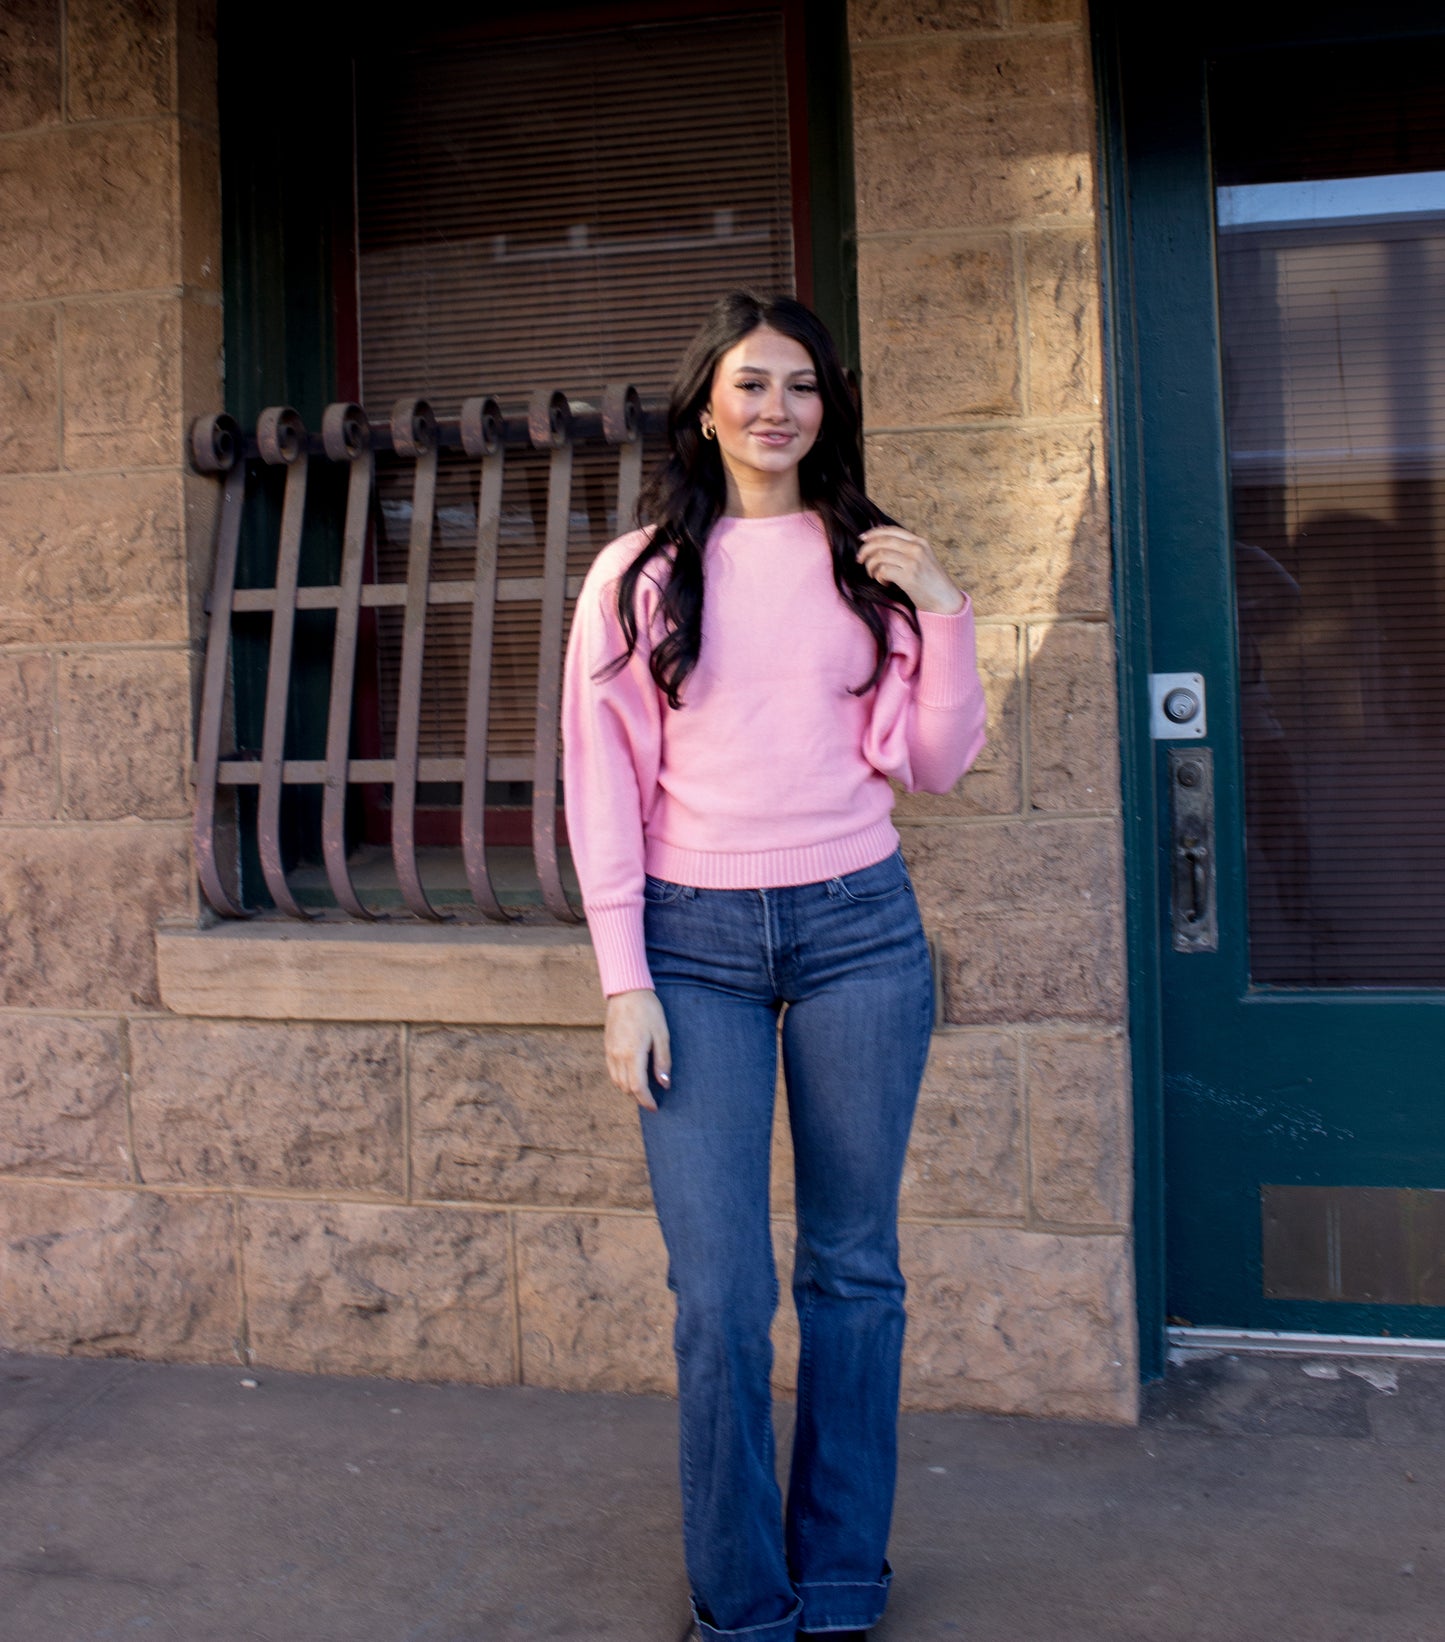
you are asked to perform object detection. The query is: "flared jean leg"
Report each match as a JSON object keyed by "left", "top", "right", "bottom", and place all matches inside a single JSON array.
[
  {"left": 641, "top": 978, "right": 800, "bottom": 1640},
  {"left": 780, "top": 909, "right": 932, "bottom": 1634}
]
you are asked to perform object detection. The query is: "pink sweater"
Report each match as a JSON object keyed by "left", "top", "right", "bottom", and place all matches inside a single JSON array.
[{"left": 561, "top": 511, "right": 987, "bottom": 996}]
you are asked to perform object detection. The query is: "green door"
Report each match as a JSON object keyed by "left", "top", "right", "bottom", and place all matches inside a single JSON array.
[{"left": 1111, "top": 3, "right": 1445, "bottom": 1343}]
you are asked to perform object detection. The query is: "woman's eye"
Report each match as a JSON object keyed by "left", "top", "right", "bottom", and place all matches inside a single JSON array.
[
  {"left": 792, "top": 383, "right": 819, "bottom": 394},
  {"left": 736, "top": 379, "right": 765, "bottom": 391}
]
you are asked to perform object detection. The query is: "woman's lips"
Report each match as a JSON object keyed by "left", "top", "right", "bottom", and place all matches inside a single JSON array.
[{"left": 752, "top": 431, "right": 794, "bottom": 445}]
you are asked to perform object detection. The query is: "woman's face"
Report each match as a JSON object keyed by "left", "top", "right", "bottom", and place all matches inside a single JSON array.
[{"left": 704, "top": 326, "right": 825, "bottom": 493}]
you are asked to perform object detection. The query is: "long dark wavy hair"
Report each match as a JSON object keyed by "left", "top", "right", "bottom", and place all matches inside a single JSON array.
[{"left": 601, "top": 290, "right": 918, "bottom": 708}]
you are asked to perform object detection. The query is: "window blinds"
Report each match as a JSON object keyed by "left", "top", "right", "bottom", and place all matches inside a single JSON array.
[
  {"left": 1214, "top": 42, "right": 1445, "bottom": 984},
  {"left": 353, "top": 12, "right": 797, "bottom": 776}
]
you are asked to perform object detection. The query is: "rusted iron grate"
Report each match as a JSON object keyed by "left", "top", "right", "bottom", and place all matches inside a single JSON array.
[{"left": 189, "top": 387, "right": 656, "bottom": 924}]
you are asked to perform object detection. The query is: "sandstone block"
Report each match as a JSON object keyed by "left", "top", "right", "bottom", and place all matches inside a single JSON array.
[
  {"left": 770, "top": 1216, "right": 800, "bottom": 1395},
  {"left": 1011, "top": 0, "right": 1087, "bottom": 22},
  {"left": 410, "top": 1026, "right": 650, "bottom": 1210},
  {"left": 0, "top": 0, "right": 60, "bottom": 132},
  {"left": 865, "top": 426, "right": 1110, "bottom": 617},
  {"left": 67, "top": 0, "right": 172, "bottom": 120},
  {"left": 241, "top": 1198, "right": 514, "bottom": 1383},
  {"left": 0, "top": 304, "right": 59, "bottom": 471},
  {"left": 180, "top": 133, "right": 223, "bottom": 292},
  {"left": 854, "top": 41, "right": 1093, "bottom": 232},
  {"left": 0, "top": 472, "right": 187, "bottom": 644},
  {"left": 0, "top": 1015, "right": 129, "bottom": 1180},
  {"left": 0, "top": 123, "right": 176, "bottom": 302},
  {"left": 176, "top": 0, "right": 221, "bottom": 129},
  {"left": 1027, "top": 1029, "right": 1131, "bottom": 1225},
  {"left": 1028, "top": 620, "right": 1120, "bottom": 812},
  {"left": 901, "top": 1222, "right": 1136, "bottom": 1419},
  {"left": 0, "top": 1181, "right": 240, "bottom": 1361},
  {"left": 181, "top": 292, "right": 223, "bottom": 425},
  {"left": 1025, "top": 227, "right": 1102, "bottom": 417},
  {"left": 58, "top": 650, "right": 191, "bottom": 821},
  {"left": 129, "top": 1019, "right": 403, "bottom": 1194},
  {"left": 0, "top": 653, "right": 55, "bottom": 819},
  {"left": 0, "top": 824, "right": 191, "bottom": 1008},
  {"left": 904, "top": 819, "right": 1125, "bottom": 1024},
  {"left": 896, "top": 622, "right": 1021, "bottom": 817},
  {"left": 850, "top": 0, "right": 1003, "bottom": 42},
  {"left": 62, "top": 294, "right": 182, "bottom": 469},
  {"left": 515, "top": 1212, "right": 674, "bottom": 1393},
  {"left": 904, "top": 1030, "right": 1024, "bottom": 1219},
  {"left": 858, "top": 235, "right": 1019, "bottom": 424}
]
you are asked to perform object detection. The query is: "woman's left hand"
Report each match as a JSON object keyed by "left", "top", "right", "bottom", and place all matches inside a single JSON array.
[{"left": 858, "top": 526, "right": 965, "bottom": 616}]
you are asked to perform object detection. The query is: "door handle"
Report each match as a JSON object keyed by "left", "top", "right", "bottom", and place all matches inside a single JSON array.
[{"left": 1169, "top": 748, "right": 1217, "bottom": 952}]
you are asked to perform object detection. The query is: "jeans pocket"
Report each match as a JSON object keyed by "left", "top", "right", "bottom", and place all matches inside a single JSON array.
[
  {"left": 643, "top": 874, "right": 692, "bottom": 905},
  {"left": 831, "top": 850, "right": 911, "bottom": 904}
]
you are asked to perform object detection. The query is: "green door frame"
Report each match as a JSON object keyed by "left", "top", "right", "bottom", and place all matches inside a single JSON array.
[{"left": 1093, "top": 0, "right": 1445, "bottom": 1381}]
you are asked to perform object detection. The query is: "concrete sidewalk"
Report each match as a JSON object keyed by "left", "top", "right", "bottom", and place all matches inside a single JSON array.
[{"left": 1, "top": 1346, "right": 1442, "bottom": 1642}]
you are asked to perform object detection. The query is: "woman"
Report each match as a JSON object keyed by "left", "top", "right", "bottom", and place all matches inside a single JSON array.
[{"left": 561, "top": 292, "right": 986, "bottom": 1641}]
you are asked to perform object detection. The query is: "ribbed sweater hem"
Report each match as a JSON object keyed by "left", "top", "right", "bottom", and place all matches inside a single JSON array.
[{"left": 645, "top": 815, "right": 900, "bottom": 891}]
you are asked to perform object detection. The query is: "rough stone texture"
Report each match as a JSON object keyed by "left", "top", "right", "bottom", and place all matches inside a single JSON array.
[
  {"left": 0, "top": 472, "right": 187, "bottom": 644},
  {"left": 903, "top": 1030, "right": 1024, "bottom": 1220},
  {"left": 0, "top": 304, "right": 59, "bottom": 472},
  {"left": 242, "top": 1198, "right": 515, "bottom": 1384},
  {"left": 0, "top": 122, "right": 176, "bottom": 303},
  {"left": 895, "top": 621, "right": 1021, "bottom": 816},
  {"left": 410, "top": 1027, "right": 650, "bottom": 1210},
  {"left": 1029, "top": 619, "right": 1120, "bottom": 812},
  {"left": 176, "top": 0, "right": 221, "bottom": 129},
  {"left": 156, "top": 922, "right": 608, "bottom": 1027},
  {"left": 515, "top": 1212, "right": 675, "bottom": 1394},
  {"left": 854, "top": 45, "right": 1092, "bottom": 232},
  {"left": 1011, "top": 0, "right": 1087, "bottom": 22},
  {"left": 851, "top": 0, "right": 1003, "bottom": 35},
  {"left": 0, "top": 824, "right": 191, "bottom": 1008},
  {"left": 901, "top": 1223, "right": 1137, "bottom": 1420},
  {"left": 58, "top": 649, "right": 192, "bottom": 820},
  {"left": 0, "top": 1181, "right": 240, "bottom": 1361},
  {"left": 0, "top": 0, "right": 61, "bottom": 132},
  {"left": 905, "top": 819, "right": 1125, "bottom": 1024},
  {"left": 1027, "top": 1029, "right": 1131, "bottom": 1226},
  {"left": 67, "top": 0, "right": 172, "bottom": 121},
  {"left": 181, "top": 292, "right": 224, "bottom": 427},
  {"left": 0, "top": 1015, "right": 129, "bottom": 1180},
  {"left": 0, "top": 653, "right": 55, "bottom": 820},
  {"left": 867, "top": 426, "right": 1109, "bottom": 616},
  {"left": 1025, "top": 227, "right": 1102, "bottom": 416},
  {"left": 180, "top": 136, "right": 223, "bottom": 292},
  {"left": 129, "top": 1020, "right": 403, "bottom": 1196},
  {"left": 858, "top": 234, "right": 1019, "bottom": 422},
  {"left": 61, "top": 294, "right": 182, "bottom": 469}
]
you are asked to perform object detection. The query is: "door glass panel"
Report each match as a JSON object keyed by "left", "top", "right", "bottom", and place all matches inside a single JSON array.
[{"left": 1213, "top": 42, "right": 1445, "bottom": 985}]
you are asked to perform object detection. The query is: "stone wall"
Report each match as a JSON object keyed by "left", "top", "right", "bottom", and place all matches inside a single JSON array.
[
  {"left": 853, "top": 0, "right": 1137, "bottom": 1418},
  {"left": 0, "top": 0, "right": 1136, "bottom": 1423}
]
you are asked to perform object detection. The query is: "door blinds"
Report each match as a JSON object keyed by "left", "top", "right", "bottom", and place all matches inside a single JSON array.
[
  {"left": 1214, "top": 42, "right": 1445, "bottom": 985},
  {"left": 353, "top": 12, "right": 797, "bottom": 779}
]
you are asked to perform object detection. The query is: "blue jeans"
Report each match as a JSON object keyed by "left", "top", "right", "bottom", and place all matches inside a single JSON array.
[{"left": 640, "top": 849, "right": 933, "bottom": 1640}]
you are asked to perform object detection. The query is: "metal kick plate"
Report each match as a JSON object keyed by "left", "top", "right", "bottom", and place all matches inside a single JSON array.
[{"left": 1263, "top": 1185, "right": 1445, "bottom": 1307}]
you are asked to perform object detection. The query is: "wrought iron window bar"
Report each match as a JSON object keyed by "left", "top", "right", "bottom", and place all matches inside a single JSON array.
[{"left": 189, "top": 387, "right": 660, "bottom": 926}]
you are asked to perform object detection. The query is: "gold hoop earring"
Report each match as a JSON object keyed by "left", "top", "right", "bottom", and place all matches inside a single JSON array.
[{"left": 701, "top": 422, "right": 716, "bottom": 441}]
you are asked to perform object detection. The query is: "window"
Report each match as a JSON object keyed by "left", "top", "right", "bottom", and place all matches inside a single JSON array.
[{"left": 215, "top": 0, "right": 854, "bottom": 916}]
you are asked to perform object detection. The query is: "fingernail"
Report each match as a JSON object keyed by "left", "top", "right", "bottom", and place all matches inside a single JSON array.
[{"left": 657, "top": 1072, "right": 671, "bottom": 1087}]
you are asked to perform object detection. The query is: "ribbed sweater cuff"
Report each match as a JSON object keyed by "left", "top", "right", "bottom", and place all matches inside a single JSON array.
[
  {"left": 584, "top": 901, "right": 654, "bottom": 997},
  {"left": 916, "top": 600, "right": 978, "bottom": 707}
]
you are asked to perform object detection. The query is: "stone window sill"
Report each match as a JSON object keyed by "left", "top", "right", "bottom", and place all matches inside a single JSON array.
[{"left": 155, "top": 920, "right": 605, "bottom": 1025}]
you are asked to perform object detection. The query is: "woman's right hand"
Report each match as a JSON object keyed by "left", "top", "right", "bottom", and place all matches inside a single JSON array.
[{"left": 605, "top": 988, "right": 672, "bottom": 1110}]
